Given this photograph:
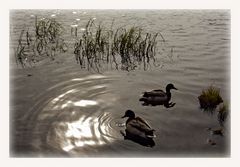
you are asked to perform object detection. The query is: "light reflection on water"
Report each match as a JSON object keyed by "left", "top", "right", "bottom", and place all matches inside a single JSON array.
[
  {"left": 62, "top": 114, "right": 112, "bottom": 152},
  {"left": 38, "top": 74, "right": 122, "bottom": 154},
  {"left": 80, "top": 28, "right": 86, "bottom": 31},
  {"left": 52, "top": 89, "right": 76, "bottom": 104},
  {"left": 74, "top": 100, "right": 98, "bottom": 107},
  {"left": 48, "top": 112, "right": 115, "bottom": 153},
  {"left": 70, "top": 24, "right": 78, "bottom": 28},
  {"left": 71, "top": 75, "right": 107, "bottom": 81},
  {"left": 55, "top": 99, "right": 98, "bottom": 109}
]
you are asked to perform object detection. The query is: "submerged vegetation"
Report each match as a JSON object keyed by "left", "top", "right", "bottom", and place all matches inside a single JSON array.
[
  {"left": 198, "top": 86, "right": 223, "bottom": 111},
  {"left": 15, "top": 17, "right": 68, "bottom": 68}
]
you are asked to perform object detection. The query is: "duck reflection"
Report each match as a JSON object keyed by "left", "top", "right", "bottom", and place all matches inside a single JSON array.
[
  {"left": 139, "top": 83, "right": 177, "bottom": 108},
  {"left": 121, "top": 110, "right": 155, "bottom": 147}
]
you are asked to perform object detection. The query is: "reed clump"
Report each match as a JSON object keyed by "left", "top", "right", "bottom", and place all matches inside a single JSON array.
[
  {"left": 198, "top": 86, "right": 223, "bottom": 110},
  {"left": 198, "top": 86, "right": 229, "bottom": 136},
  {"left": 73, "top": 19, "right": 159, "bottom": 72},
  {"left": 15, "top": 17, "right": 68, "bottom": 68}
]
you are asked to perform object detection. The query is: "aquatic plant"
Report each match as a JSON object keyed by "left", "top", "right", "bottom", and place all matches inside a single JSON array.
[
  {"left": 73, "top": 19, "right": 159, "bottom": 71},
  {"left": 15, "top": 17, "right": 163, "bottom": 71},
  {"left": 198, "top": 86, "right": 223, "bottom": 111},
  {"left": 15, "top": 17, "right": 68, "bottom": 67},
  {"left": 35, "top": 17, "right": 68, "bottom": 56},
  {"left": 14, "top": 29, "right": 28, "bottom": 68},
  {"left": 198, "top": 86, "right": 228, "bottom": 138},
  {"left": 73, "top": 19, "right": 109, "bottom": 72},
  {"left": 71, "top": 25, "right": 78, "bottom": 37},
  {"left": 217, "top": 103, "right": 228, "bottom": 127}
]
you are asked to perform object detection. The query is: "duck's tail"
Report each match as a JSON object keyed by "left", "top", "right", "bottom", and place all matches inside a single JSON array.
[
  {"left": 142, "top": 92, "right": 149, "bottom": 97},
  {"left": 145, "top": 129, "right": 156, "bottom": 138},
  {"left": 146, "top": 134, "right": 156, "bottom": 138},
  {"left": 139, "top": 97, "right": 147, "bottom": 101}
]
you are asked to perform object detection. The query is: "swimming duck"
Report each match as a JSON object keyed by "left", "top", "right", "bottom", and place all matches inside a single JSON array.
[
  {"left": 121, "top": 110, "right": 156, "bottom": 139},
  {"left": 139, "top": 83, "right": 177, "bottom": 106}
]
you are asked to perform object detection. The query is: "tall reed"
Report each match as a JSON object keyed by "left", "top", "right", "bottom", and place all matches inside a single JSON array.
[
  {"left": 73, "top": 19, "right": 159, "bottom": 71},
  {"left": 15, "top": 17, "right": 68, "bottom": 67},
  {"left": 15, "top": 17, "right": 162, "bottom": 71}
]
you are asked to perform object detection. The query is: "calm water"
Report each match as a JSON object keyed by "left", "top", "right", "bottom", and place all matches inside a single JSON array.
[{"left": 10, "top": 10, "right": 230, "bottom": 157}]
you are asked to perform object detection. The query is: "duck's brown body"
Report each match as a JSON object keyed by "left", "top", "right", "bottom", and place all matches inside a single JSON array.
[
  {"left": 139, "top": 83, "right": 177, "bottom": 106},
  {"left": 125, "top": 116, "right": 155, "bottom": 138},
  {"left": 121, "top": 110, "right": 156, "bottom": 147}
]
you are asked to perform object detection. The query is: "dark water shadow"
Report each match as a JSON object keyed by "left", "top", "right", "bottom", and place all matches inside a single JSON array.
[
  {"left": 120, "top": 130, "right": 155, "bottom": 147},
  {"left": 141, "top": 100, "right": 176, "bottom": 108},
  {"left": 200, "top": 107, "right": 216, "bottom": 115}
]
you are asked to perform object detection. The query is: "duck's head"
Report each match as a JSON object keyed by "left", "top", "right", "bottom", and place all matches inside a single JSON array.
[
  {"left": 122, "top": 110, "right": 135, "bottom": 118},
  {"left": 166, "top": 83, "right": 178, "bottom": 92}
]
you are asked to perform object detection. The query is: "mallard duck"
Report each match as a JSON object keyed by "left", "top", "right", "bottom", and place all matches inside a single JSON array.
[
  {"left": 121, "top": 110, "right": 156, "bottom": 138},
  {"left": 139, "top": 83, "right": 177, "bottom": 106}
]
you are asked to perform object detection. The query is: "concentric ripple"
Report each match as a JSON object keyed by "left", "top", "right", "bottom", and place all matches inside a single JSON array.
[{"left": 28, "top": 74, "right": 124, "bottom": 155}]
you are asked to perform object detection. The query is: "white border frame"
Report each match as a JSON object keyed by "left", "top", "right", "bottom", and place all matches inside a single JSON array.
[{"left": 1, "top": 0, "right": 239, "bottom": 166}]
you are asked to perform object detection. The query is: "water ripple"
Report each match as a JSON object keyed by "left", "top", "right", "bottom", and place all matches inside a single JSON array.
[{"left": 27, "top": 74, "right": 123, "bottom": 155}]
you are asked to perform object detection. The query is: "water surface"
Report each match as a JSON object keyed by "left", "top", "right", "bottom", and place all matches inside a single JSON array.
[{"left": 10, "top": 10, "right": 230, "bottom": 157}]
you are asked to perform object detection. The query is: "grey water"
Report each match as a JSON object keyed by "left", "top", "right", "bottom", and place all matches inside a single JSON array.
[{"left": 10, "top": 10, "right": 230, "bottom": 157}]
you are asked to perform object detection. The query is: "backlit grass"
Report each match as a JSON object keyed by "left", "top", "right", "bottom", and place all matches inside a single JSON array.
[{"left": 198, "top": 86, "right": 223, "bottom": 110}]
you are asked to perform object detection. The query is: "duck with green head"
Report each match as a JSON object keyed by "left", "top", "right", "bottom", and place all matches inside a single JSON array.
[
  {"left": 121, "top": 110, "right": 156, "bottom": 147},
  {"left": 139, "top": 83, "right": 177, "bottom": 107}
]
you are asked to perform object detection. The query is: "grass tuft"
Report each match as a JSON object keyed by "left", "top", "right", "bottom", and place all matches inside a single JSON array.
[{"left": 198, "top": 86, "right": 223, "bottom": 110}]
